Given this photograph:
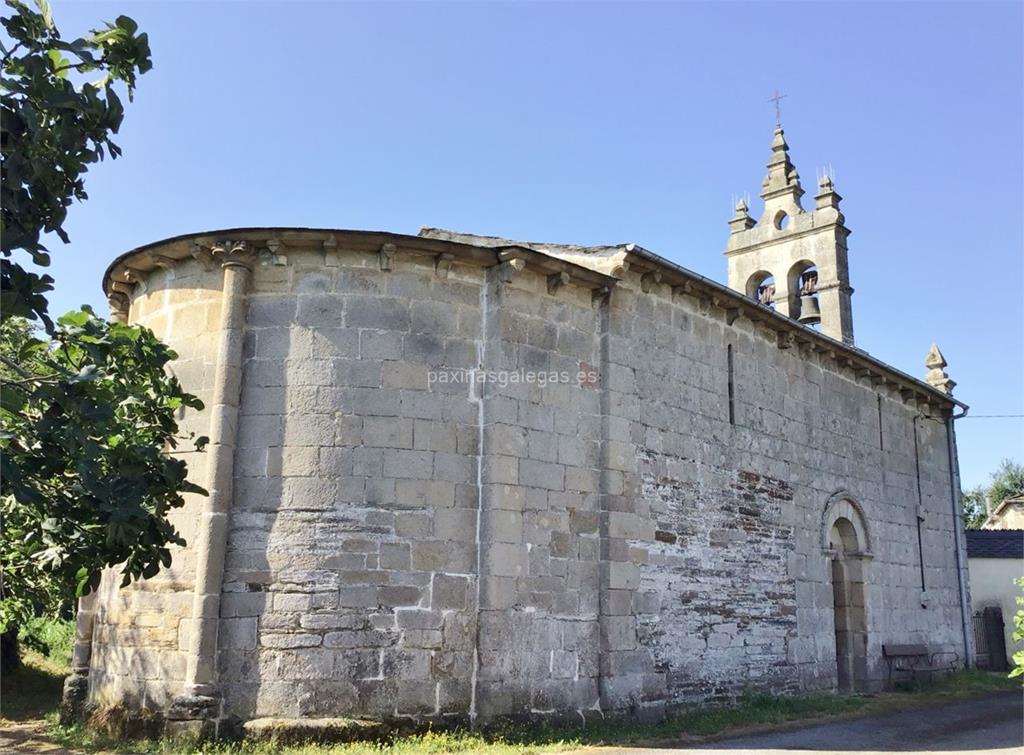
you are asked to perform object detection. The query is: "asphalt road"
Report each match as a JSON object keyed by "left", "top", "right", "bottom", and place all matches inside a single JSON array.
[{"left": 598, "top": 692, "right": 1024, "bottom": 755}]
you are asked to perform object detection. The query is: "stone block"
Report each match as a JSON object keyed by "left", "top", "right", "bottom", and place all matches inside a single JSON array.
[{"left": 432, "top": 574, "right": 469, "bottom": 610}]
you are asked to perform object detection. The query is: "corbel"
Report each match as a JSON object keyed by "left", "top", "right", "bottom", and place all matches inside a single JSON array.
[
  {"left": 121, "top": 266, "right": 147, "bottom": 294},
  {"left": 610, "top": 260, "right": 630, "bottom": 278},
  {"left": 591, "top": 286, "right": 611, "bottom": 307},
  {"left": 143, "top": 251, "right": 176, "bottom": 270},
  {"left": 107, "top": 290, "right": 130, "bottom": 324},
  {"left": 547, "top": 271, "right": 570, "bottom": 296},
  {"left": 379, "top": 243, "right": 396, "bottom": 271},
  {"left": 671, "top": 281, "right": 692, "bottom": 299},
  {"left": 435, "top": 252, "right": 455, "bottom": 279},
  {"left": 900, "top": 388, "right": 916, "bottom": 403},
  {"left": 640, "top": 270, "right": 662, "bottom": 293},
  {"left": 322, "top": 234, "right": 337, "bottom": 253},
  {"left": 724, "top": 307, "right": 741, "bottom": 326},
  {"left": 259, "top": 238, "right": 288, "bottom": 266},
  {"left": 497, "top": 257, "right": 526, "bottom": 284},
  {"left": 776, "top": 331, "right": 795, "bottom": 350},
  {"left": 191, "top": 242, "right": 216, "bottom": 271}
]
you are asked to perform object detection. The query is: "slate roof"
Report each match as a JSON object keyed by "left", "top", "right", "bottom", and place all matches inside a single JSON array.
[{"left": 966, "top": 530, "right": 1024, "bottom": 559}]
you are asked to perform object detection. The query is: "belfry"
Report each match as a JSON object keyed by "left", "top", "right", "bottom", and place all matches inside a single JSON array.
[{"left": 725, "top": 126, "right": 855, "bottom": 345}]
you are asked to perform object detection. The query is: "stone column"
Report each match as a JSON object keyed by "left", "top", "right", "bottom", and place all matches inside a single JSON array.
[
  {"left": 59, "top": 590, "right": 98, "bottom": 723},
  {"left": 169, "top": 242, "right": 252, "bottom": 735}
]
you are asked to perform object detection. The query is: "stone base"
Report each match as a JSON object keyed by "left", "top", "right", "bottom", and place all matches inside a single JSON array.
[
  {"left": 242, "top": 718, "right": 389, "bottom": 745},
  {"left": 59, "top": 673, "right": 89, "bottom": 725},
  {"left": 166, "top": 694, "right": 220, "bottom": 740}
]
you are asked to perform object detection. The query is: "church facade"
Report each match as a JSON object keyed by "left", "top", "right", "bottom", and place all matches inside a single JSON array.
[{"left": 65, "top": 128, "right": 973, "bottom": 733}]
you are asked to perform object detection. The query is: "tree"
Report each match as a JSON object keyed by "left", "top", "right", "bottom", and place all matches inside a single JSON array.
[
  {"left": 2, "top": 0, "right": 151, "bottom": 330},
  {"left": 0, "top": 313, "right": 207, "bottom": 632},
  {"left": 962, "top": 459, "right": 1024, "bottom": 529},
  {"left": 0, "top": 2, "right": 206, "bottom": 670},
  {"left": 988, "top": 459, "right": 1024, "bottom": 511},
  {"left": 961, "top": 486, "right": 988, "bottom": 530}
]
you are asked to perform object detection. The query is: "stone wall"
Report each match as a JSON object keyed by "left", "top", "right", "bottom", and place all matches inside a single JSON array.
[
  {"left": 86, "top": 231, "right": 969, "bottom": 725},
  {"left": 89, "top": 261, "right": 223, "bottom": 709}
]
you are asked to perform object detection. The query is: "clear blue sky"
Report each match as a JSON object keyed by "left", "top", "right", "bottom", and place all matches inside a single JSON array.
[{"left": 38, "top": 1, "right": 1023, "bottom": 488}]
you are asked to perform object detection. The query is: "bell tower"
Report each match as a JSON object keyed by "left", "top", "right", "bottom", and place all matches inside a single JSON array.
[{"left": 724, "top": 125, "right": 854, "bottom": 345}]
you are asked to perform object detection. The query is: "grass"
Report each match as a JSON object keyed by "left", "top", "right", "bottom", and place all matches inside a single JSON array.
[{"left": 3, "top": 648, "right": 1018, "bottom": 755}]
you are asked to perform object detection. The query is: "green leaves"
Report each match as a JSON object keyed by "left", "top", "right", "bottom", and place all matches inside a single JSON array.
[
  {"left": 1, "top": 0, "right": 152, "bottom": 330},
  {"left": 0, "top": 313, "right": 207, "bottom": 631}
]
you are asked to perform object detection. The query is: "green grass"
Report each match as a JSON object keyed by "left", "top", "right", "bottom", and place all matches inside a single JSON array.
[
  {"left": 5, "top": 647, "right": 1017, "bottom": 755},
  {"left": 17, "top": 616, "right": 76, "bottom": 667}
]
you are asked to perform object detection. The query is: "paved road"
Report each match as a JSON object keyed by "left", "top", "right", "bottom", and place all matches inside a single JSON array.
[{"left": 599, "top": 693, "right": 1024, "bottom": 754}]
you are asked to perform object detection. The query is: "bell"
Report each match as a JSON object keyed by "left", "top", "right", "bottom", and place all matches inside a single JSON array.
[{"left": 797, "top": 294, "right": 821, "bottom": 325}]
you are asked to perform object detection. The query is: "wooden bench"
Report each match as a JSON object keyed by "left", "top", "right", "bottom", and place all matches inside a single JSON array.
[{"left": 883, "top": 643, "right": 959, "bottom": 686}]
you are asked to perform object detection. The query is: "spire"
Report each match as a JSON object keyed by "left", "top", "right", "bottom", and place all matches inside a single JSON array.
[
  {"left": 924, "top": 343, "right": 956, "bottom": 395},
  {"left": 760, "top": 126, "right": 804, "bottom": 205}
]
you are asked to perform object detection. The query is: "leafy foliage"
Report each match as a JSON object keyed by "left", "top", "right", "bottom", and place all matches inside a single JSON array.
[
  {"left": 0, "top": 312, "right": 207, "bottom": 631},
  {"left": 960, "top": 486, "right": 988, "bottom": 530},
  {"left": 17, "top": 614, "right": 73, "bottom": 664},
  {"left": 961, "top": 459, "right": 1024, "bottom": 529},
  {"left": 1010, "top": 577, "right": 1024, "bottom": 683},
  {"left": 1, "top": 0, "right": 152, "bottom": 330}
]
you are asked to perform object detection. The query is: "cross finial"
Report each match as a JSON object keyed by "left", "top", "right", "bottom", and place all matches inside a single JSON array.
[{"left": 768, "top": 89, "right": 786, "bottom": 126}]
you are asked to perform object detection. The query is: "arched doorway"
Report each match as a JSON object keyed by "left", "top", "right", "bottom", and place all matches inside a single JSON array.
[{"left": 830, "top": 518, "right": 867, "bottom": 692}]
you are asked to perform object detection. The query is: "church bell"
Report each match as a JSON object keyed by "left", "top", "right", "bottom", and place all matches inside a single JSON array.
[{"left": 798, "top": 294, "right": 822, "bottom": 325}]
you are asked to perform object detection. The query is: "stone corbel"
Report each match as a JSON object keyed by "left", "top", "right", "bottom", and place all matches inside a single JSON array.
[
  {"left": 776, "top": 331, "right": 795, "bottom": 350},
  {"left": 379, "top": 243, "right": 396, "bottom": 271},
  {"left": 724, "top": 307, "right": 741, "bottom": 326},
  {"left": 671, "top": 282, "right": 692, "bottom": 300},
  {"left": 609, "top": 260, "right": 630, "bottom": 278},
  {"left": 191, "top": 242, "right": 216, "bottom": 271},
  {"left": 640, "top": 270, "right": 662, "bottom": 293},
  {"left": 258, "top": 238, "right": 288, "bottom": 267},
  {"left": 143, "top": 251, "right": 176, "bottom": 270},
  {"left": 435, "top": 252, "right": 455, "bottom": 279},
  {"left": 547, "top": 271, "right": 570, "bottom": 295},
  {"left": 121, "top": 266, "right": 147, "bottom": 294},
  {"left": 497, "top": 257, "right": 526, "bottom": 284},
  {"left": 322, "top": 234, "right": 337, "bottom": 253},
  {"left": 591, "top": 286, "right": 611, "bottom": 307},
  {"left": 107, "top": 289, "right": 130, "bottom": 324}
]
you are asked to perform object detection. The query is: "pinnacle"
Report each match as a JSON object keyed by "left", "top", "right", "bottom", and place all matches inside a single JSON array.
[{"left": 925, "top": 343, "right": 947, "bottom": 370}]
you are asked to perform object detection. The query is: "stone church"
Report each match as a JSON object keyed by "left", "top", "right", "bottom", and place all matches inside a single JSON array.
[{"left": 64, "top": 126, "right": 974, "bottom": 733}]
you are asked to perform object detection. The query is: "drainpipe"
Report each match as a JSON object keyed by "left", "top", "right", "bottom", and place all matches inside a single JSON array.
[
  {"left": 945, "top": 399, "right": 973, "bottom": 668},
  {"left": 170, "top": 241, "right": 252, "bottom": 733}
]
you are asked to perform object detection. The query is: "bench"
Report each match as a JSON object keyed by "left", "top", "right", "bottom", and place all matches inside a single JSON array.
[{"left": 883, "top": 643, "right": 959, "bottom": 686}]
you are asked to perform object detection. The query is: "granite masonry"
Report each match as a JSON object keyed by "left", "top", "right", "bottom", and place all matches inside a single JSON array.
[{"left": 64, "top": 127, "right": 974, "bottom": 734}]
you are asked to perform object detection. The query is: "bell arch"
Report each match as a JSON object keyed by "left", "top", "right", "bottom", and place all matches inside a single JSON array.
[
  {"left": 787, "top": 259, "right": 820, "bottom": 326},
  {"left": 745, "top": 270, "right": 777, "bottom": 308}
]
